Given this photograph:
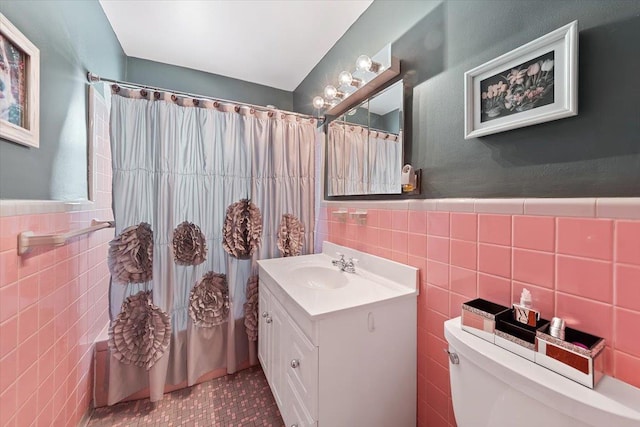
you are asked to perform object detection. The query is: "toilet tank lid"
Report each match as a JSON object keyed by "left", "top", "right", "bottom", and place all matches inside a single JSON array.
[{"left": 444, "top": 317, "right": 640, "bottom": 427}]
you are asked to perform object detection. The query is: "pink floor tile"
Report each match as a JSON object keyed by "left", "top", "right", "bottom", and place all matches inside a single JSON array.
[
  {"left": 556, "top": 255, "right": 612, "bottom": 303},
  {"left": 450, "top": 213, "right": 477, "bottom": 242},
  {"left": 512, "top": 215, "right": 555, "bottom": 252},
  {"left": 478, "top": 214, "right": 511, "bottom": 246},
  {"left": 615, "top": 220, "right": 640, "bottom": 266},
  {"left": 557, "top": 217, "right": 613, "bottom": 261},
  {"left": 87, "top": 366, "right": 283, "bottom": 426},
  {"left": 512, "top": 248, "right": 554, "bottom": 289}
]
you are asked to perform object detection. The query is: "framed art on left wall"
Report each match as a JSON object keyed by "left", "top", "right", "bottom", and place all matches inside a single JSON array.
[{"left": 0, "top": 13, "right": 40, "bottom": 148}]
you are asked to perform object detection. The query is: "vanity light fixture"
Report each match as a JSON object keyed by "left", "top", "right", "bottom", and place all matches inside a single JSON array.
[
  {"left": 355, "top": 54, "right": 383, "bottom": 73},
  {"left": 338, "top": 71, "right": 362, "bottom": 88},
  {"left": 312, "top": 44, "right": 400, "bottom": 119},
  {"left": 323, "top": 85, "right": 345, "bottom": 100}
]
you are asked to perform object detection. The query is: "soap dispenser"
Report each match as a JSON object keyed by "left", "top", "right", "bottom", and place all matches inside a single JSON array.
[{"left": 513, "top": 288, "right": 540, "bottom": 327}]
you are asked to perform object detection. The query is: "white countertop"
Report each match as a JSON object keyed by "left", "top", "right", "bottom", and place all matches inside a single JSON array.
[{"left": 257, "top": 243, "right": 418, "bottom": 319}]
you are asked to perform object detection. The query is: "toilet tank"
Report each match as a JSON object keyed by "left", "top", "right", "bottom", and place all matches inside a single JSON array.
[{"left": 444, "top": 317, "right": 640, "bottom": 427}]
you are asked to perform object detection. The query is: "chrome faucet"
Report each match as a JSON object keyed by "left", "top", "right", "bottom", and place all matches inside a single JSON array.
[{"left": 332, "top": 252, "right": 357, "bottom": 273}]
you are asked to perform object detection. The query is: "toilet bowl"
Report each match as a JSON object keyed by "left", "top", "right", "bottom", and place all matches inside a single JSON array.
[{"left": 444, "top": 317, "right": 640, "bottom": 427}]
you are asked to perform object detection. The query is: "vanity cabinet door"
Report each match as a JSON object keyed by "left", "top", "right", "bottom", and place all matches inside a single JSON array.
[
  {"left": 258, "top": 284, "right": 270, "bottom": 369},
  {"left": 258, "top": 282, "right": 285, "bottom": 408},
  {"left": 284, "top": 314, "right": 318, "bottom": 419},
  {"left": 284, "top": 376, "right": 317, "bottom": 427},
  {"left": 269, "top": 293, "right": 286, "bottom": 408}
]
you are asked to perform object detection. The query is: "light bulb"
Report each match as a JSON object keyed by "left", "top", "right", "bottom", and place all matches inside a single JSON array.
[
  {"left": 324, "top": 85, "right": 338, "bottom": 99},
  {"left": 338, "top": 71, "right": 353, "bottom": 86},
  {"left": 355, "top": 55, "right": 373, "bottom": 72},
  {"left": 312, "top": 96, "right": 326, "bottom": 109}
]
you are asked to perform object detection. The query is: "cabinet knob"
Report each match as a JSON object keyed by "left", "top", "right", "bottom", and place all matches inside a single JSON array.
[
  {"left": 262, "top": 311, "right": 268, "bottom": 318},
  {"left": 265, "top": 316, "right": 273, "bottom": 324},
  {"left": 290, "top": 359, "right": 300, "bottom": 368},
  {"left": 291, "top": 424, "right": 298, "bottom": 427}
]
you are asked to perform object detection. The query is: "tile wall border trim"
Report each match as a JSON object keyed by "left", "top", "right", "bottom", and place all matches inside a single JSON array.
[
  {"left": 322, "top": 197, "right": 640, "bottom": 220},
  {"left": 0, "top": 199, "right": 96, "bottom": 217}
]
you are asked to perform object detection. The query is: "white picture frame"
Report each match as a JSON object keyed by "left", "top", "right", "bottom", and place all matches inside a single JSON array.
[
  {"left": 464, "top": 21, "right": 578, "bottom": 139},
  {"left": 0, "top": 13, "right": 40, "bottom": 148}
]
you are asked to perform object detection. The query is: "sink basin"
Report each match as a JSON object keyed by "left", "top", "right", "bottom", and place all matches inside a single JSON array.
[{"left": 291, "top": 266, "right": 348, "bottom": 290}]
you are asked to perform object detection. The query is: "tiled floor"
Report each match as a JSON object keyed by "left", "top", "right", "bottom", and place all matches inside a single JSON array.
[{"left": 88, "top": 366, "right": 284, "bottom": 427}]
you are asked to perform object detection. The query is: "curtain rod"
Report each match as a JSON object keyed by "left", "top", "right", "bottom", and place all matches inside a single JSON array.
[{"left": 87, "top": 72, "right": 323, "bottom": 122}]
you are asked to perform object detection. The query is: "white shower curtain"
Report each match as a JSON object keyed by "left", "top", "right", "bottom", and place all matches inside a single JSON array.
[
  {"left": 107, "top": 88, "right": 316, "bottom": 404},
  {"left": 327, "top": 122, "right": 402, "bottom": 195}
]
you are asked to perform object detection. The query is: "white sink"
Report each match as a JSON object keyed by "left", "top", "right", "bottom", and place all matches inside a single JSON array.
[
  {"left": 291, "top": 266, "right": 348, "bottom": 290},
  {"left": 257, "top": 242, "right": 418, "bottom": 318}
]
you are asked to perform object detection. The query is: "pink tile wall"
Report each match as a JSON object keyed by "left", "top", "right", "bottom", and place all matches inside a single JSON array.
[
  {"left": 318, "top": 206, "right": 640, "bottom": 427},
  {"left": 0, "top": 93, "right": 113, "bottom": 427}
]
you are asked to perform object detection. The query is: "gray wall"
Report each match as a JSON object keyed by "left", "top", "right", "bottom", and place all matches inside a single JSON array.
[
  {"left": 296, "top": 0, "right": 640, "bottom": 198},
  {"left": 126, "top": 58, "right": 293, "bottom": 111},
  {"left": 0, "top": 0, "right": 126, "bottom": 200}
]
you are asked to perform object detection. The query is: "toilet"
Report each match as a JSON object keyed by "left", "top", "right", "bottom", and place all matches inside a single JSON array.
[{"left": 444, "top": 317, "right": 640, "bottom": 427}]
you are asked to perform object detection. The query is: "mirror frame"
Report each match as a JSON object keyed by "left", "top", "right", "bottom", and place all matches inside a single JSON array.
[{"left": 324, "top": 77, "right": 417, "bottom": 200}]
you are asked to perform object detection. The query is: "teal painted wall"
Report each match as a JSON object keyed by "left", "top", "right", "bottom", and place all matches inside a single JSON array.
[
  {"left": 125, "top": 57, "right": 293, "bottom": 111},
  {"left": 0, "top": 0, "right": 126, "bottom": 200},
  {"left": 298, "top": 0, "right": 640, "bottom": 198}
]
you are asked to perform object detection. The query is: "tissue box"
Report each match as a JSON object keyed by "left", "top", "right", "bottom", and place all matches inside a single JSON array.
[
  {"left": 535, "top": 325, "right": 605, "bottom": 388},
  {"left": 461, "top": 298, "right": 510, "bottom": 343},
  {"left": 495, "top": 310, "right": 549, "bottom": 361}
]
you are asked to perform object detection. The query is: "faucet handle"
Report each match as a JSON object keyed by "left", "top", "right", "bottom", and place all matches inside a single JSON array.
[
  {"left": 336, "top": 252, "right": 344, "bottom": 259},
  {"left": 349, "top": 258, "right": 358, "bottom": 264}
]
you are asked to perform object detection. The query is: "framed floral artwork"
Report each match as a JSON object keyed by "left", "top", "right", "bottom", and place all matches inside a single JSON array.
[
  {"left": 0, "top": 13, "right": 40, "bottom": 148},
  {"left": 464, "top": 21, "right": 577, "bottom": 139}
]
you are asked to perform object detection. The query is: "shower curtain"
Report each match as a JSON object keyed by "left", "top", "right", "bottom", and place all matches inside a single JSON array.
[
  {"left": 107, "top": 88, "right": 316, "bottom": 404},
  {"left": 327, "top": 122, "right": 402, "bottom": 195}
]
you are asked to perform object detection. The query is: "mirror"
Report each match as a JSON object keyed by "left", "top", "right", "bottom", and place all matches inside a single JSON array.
[{"left": 326, "top": 80, "right": 403, "bottom": 196}]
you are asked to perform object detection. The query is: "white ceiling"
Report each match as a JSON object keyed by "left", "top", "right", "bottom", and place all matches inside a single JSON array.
[{"left": 99, "top": 0, "right": 373, "bottom": 92}]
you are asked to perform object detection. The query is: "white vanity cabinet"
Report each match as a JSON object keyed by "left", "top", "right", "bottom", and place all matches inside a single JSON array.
[{"left": 258, "top": 243, "right": 418, "bottom": 427}]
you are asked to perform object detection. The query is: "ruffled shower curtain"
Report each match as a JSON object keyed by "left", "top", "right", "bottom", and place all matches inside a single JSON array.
[
  {"left": 327, "top": 122, "right": 402, "bottom": 195},
  {"left": 107, "top": 87, "right": 316, "bottom": 404}
]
